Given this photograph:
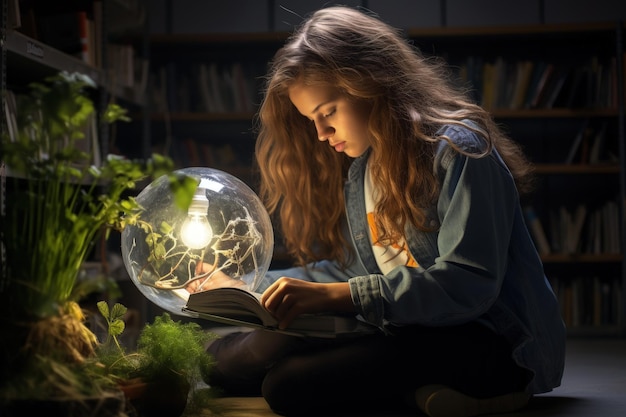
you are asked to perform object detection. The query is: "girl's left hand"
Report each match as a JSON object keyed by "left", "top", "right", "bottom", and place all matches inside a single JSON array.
[{"left": 260, "top": 277, "right": 355, "bottom": 329}]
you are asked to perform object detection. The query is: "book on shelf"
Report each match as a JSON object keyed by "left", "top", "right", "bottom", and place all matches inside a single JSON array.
[
  {"left": 108, "top": 43, "right": 137, "bottom": 89},
  {"left": 232, "top": 63, "right": 254, "bottom": 113},
  {"left": 540, "top": 65, "right": 570, "bottom": 108},
  {"left": 521, "top": 61, "right": 546, "bottom": 109},
  {"left": 78, "top": 11, "right": 91, "bottom": 65},
  {"left": 577, "top": 55, "right": 619, "bottom": 109},
  {"left": 498, "top": 59, "right": 518, "bottom": 109},
  {"left": 150, "top": 66, "right": 168, "bottom": 112},
  {"left": 588, "top": 121, "right": 608, "bottom": 164},
  {"left": 561, "top": 205, "right": 587, "bottom": 254},
  {"left": 548, "top": 210, "right": 559, "bottom": 253},
  {"left": 165, "top": 62, "right": 179, "bottom": 111},
  {"left": 564, "top": 119, "right": 591, "bottom": 164},
  {"left": 552, "top": 275, "right": 621, "bottom": 328},
  {"left": 87, "top": 112, "right": 101, "bottom": 167},
  {"left": 198, "top": 63, "right": 216, "bottom": 112},
  {"left": 32, "top": 8, "right": 100, "bottom": 67},
  {"left": 481, "top": 60, "right": 497, "bottom": 110},
  {"left": 182, "top": 286, "right": 380, "bottom": 338},
  {"left": 523, "top": 206, "right": 551, "bottom": 255},
  {"left": 489, "top": 56, "right": 508, "bottom": 109},
  {"left": 3, "top": 90, "right": 100, "bottom": 165},
  {"left": 3, "top": 90, "right": 19, "bottom": 142},
  {"left": 509, "top": 60, "right": 534, "bottom": 110},
  {"left": 563, "top": 66, "right": 587, "bottom": 108},
  {"left": 564, "top": 121, "right": 614, "bottom": 165},
  {"left": 460, "top": 55, "right": 616, "bottom": 110},
  {"left": 7, "top": 0, "right": 21, "bottom": 30},
  {"left": 460, "top": 55, "right": 484, "bottom": 105},
  {"left": 574, "top": 199, "right": 620, "bottom": 255},
  {"left": 157, "top": 61, "right": 255, "bottom": 114},
  {"left": 208, "top": 63, "right": 227, "bottom": 112},
  {"left": 134, "top": 56, "right": 150, "bottom": 99},
  {"left": 601, "top": 200, "right": 620, "bottom": 254},
  {"left": 528, "top": 63, "right": 555, "bottom": 109},
  {"left": 546, "top": 204, "right": 590, "bottom": 256}
]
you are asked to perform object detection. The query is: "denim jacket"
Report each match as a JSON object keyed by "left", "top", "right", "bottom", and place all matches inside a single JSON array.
[{"left": 260, "top": 123, "right": 566, "bottom": 394}]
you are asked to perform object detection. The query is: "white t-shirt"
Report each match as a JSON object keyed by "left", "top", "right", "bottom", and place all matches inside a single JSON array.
[{"left": 364, "top": 163, "right": 418, "bottom": 275}]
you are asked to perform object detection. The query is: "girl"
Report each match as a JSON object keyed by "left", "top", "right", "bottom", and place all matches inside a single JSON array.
[{"left": 203, "top": 6, "right": 565, "bottom": 417}]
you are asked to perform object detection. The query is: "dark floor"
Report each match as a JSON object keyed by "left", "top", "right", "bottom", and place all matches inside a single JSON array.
[
  {"left": 194, "top": 337, "right": 626, "bottom": 417},
  {"left": 514, "top": 337, "right": 626, "bottom": 417}
]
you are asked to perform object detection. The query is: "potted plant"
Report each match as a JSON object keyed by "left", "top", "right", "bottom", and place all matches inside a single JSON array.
[
  {"left": 93, "top": 301, "right": 216, "bottom": 417},
  {"left": 0, "top": 72, "right": 197, "bottom": 415}
]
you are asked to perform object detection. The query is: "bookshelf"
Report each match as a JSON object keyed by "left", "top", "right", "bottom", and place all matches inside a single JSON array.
[
  {"left": 142, "top": 22, "right": 625, "bottom": 335},
  {"left": 2, "top": 0, "right": 149, "bottom": 157},
  {"left": 1, "top": 0, "right": 150, "bottom": 316},
  {"left": 410, "top": 22, "right": 625, "bottom": 336},
  {"left": 128, "top": 32, "right": 289, "bottom": 184},
  {"left": 5, "top": 29, "right": 102, "bottom": 84},
  {"left": 2, "top": 0, "right": 105, "bottom": 208}
]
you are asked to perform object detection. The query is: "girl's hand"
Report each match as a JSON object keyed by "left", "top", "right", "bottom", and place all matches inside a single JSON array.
[{"left": 260, "top": 277, "right": 355, "bottom": 329}]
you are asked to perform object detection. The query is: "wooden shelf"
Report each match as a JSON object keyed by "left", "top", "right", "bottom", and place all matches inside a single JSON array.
[
  {"left": 149, "top": 22, "right": 623, "bottom": 45},
  {"left": 534, "top": 164, "right": 620, "bottom": 174},
  {"left": 150, "top": 32, "right": 289, "bottom": 45},
  {"left": 150, "top": 112, "right": 255, "bottom": 122},
  {"left": 565, "top": 324, "right": 624, "bottom": 337},
  {"left": 491, "top": 108, "right": 620, "bottom": 119},
  {"left": 541, "top": 253, "right": 622, "bottom": 263},
  {"left": 5, "top": 29, "right": 101, "bottom": 86},
  {"left": 407, "top": 21, "right": 621, "bottom": 38},
  {"left": 148, "top": 109, "right": 618, "bottom": 121}
]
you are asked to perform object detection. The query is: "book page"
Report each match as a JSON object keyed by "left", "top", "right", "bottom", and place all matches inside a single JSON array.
[{"left": 185, "top": 287, "right": 379, "bottom": 338}]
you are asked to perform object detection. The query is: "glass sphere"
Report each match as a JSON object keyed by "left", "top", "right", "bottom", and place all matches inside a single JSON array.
[{"left": 121, "top": 167, "right": 274, "bottom": 316}]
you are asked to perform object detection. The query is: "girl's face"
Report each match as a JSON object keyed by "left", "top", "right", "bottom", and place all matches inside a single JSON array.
[{"left": 288, "top": 81, "right": 372, "bottom": 158}]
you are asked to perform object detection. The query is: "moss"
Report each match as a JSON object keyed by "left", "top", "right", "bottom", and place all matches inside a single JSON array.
[
  {"left": 136, "top": 313, "right": 214, "bottom": 383},
  {"left": 93, "top": 303, "right": 218, "bottom": 415}
]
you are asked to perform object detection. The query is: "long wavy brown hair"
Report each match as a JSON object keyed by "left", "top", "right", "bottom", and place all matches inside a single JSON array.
[{"left": 254, "top": 6, "right": 534, "bottom": 267}]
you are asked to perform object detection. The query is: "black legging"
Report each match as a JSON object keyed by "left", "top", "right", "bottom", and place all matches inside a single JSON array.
[{"left": 204, "top": 322, "right": 530, "bottom": 416}]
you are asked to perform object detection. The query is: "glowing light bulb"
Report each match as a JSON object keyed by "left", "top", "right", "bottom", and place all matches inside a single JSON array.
[{"left": 180, "top": 187, "right": 213, "bottom": 249}]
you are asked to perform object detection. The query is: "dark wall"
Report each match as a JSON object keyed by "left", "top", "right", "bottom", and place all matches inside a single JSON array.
[{"left": 148, "top": 0, "right": 626, "bottom": 34}]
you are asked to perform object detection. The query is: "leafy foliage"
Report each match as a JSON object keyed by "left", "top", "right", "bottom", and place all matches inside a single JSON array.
[
  {"left": 136, "top": 313, "right": 214, "bottom": 382},
  {"left": 92, "top": 302, "right": 217, "bottom": 414},
  {"left": 97, "top": 301, "right": 127, "bottom": 352},
  {"left": 0, "top": 72, "right": 196, "bottom": 320},
  {"left": 0, "top": 72, "right": 197, "bottom": 404},
  {"left": 94, "top": 302, "right": 214, "bottom": 382}
]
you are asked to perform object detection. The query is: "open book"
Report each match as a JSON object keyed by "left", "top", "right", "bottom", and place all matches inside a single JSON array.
[{"left": 182, "top": 287, "right": 379, "bottom": 338}]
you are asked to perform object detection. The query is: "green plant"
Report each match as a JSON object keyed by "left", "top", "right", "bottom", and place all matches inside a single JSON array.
[
  {"left": 94, "top": 301, "right": 216, "bottom": 415},
  {"left": 126, "top": 206, "right": 262, "bottom": 291},
  {"left": 0, "top": 71, "right": 197, "bottom": 405},
  {"left": 1, "top": 72, "right": 196, "bottom": 319}
]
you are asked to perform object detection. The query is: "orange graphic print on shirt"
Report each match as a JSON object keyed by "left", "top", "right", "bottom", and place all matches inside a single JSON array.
[{"left": 367, "top": 212, "right": 419, "bottom": 268}]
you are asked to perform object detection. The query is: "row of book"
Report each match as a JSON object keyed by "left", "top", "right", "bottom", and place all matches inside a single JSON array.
[
  {"left": 457, "top": 55, "right": 619, "bottom": 110},
  {"left": 10, "top": 0, "right": 147, "bottom": 95},
  {"left": 12, "top": 1, "right": 103, "bottom": 68},
  {"left": 150, "top": 62, "right": 258, "bottom": 114},
  {"left": 564, "top": 120, "right": 613, "bottom": 165},
  {"left": 107, "top": 44, "right": 149, "bottom": 92},
  {"left": 550, "top": 276, "right": 622, "bottom": 328},
  {"left": 150, "top": 54, "right": 619, "bottom": 114},
  {"left": 524, "top": 200, "right": 621, "bottom": 256},
  {"left": 170, "top": 138, "right": 242, "bottom": 169}
]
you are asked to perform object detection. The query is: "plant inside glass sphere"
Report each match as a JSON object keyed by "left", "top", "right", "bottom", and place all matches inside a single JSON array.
[{"left": 121, "top": 167, "right": 275, "bottom": 316}]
